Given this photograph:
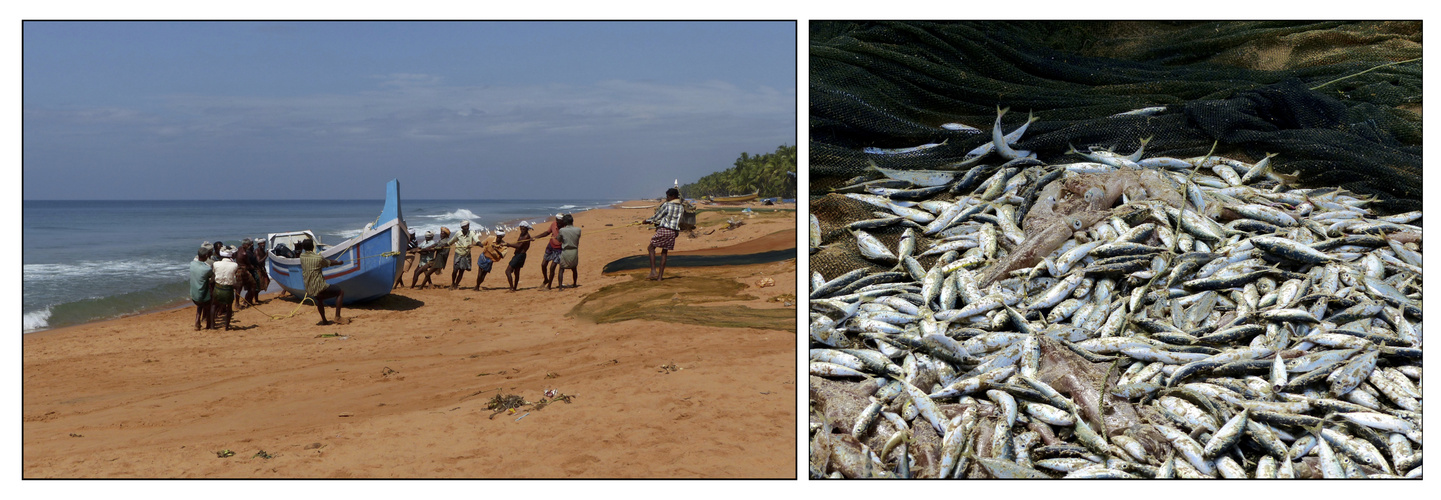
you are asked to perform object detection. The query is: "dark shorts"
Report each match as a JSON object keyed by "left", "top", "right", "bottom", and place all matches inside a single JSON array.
[
  {"left": 476, "top": 255, "right": 493, "bottom": 273},
  {"left": 650, "top": 227, "right": 678, "bottom": 251},
  {"left": 237, "top": 268, "right": 255, "bottom": 287},
  {"left": 454, "top": 253, "right": 472, "bottom": 271},
  {"left": 543, "top": 246, "right": 563, "bottom": 264},
  {"left": 214, "top": 285, "right": 234, "bottom": 306},
  {"left": 310, "top": 284, "right": 340, "bottom": 298},
  {"left": 509, "top": 252, "right": 527, "bottom": 270},
  {"left": 428, "top": 251, "right": 449, "bottom": 270}
]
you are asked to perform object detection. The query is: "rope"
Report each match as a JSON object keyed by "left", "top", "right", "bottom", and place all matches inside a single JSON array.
[
  {"left": 1310, "top": 56, "right": 1422, "bottom": 90},
  {"left": 241, "top": 293, "right": 318, "bottom": 320},
  {"left": 341, "top": 250, "right": 402, "bottom": 261},
  {"left": 238, "top": 250, "right": 399, "bottom": 320},
  {"left": 585, "top": 220, "right": 652, "bottom": 234}
]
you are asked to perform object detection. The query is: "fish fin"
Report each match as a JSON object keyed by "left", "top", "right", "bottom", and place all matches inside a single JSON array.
[
  {"left": 1304, "top": 419, "right": 1332, "bottom": 441},
  {"left": 1272, "top": 169, "right": 1303, "bottom": 186}
]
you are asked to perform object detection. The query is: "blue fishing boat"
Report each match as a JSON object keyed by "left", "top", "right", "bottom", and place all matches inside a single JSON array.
[{"left": 265, "top": 179, "right": 409, "bottom": 305}]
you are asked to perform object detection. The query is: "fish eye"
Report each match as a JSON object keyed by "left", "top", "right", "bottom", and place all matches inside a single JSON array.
[{"left": 1071, "top": 218, "right": 1083, "bottom": 230}]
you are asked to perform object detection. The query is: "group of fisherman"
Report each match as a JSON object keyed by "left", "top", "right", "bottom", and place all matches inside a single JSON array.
[
  {"left": 186, "top": 188, "right": 695, "bottom": 329},
  {"left": 188, "top": 237, "right": 270, "bottom": 331},
  {"left": 398, "top": 212, "right": 583, "bottom": 293}
]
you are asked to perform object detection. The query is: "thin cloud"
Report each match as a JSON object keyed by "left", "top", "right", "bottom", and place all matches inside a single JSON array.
[
  {"left": 373, "top": 73, "right": 445, "bottom": 87},
  {"left": 26, "top": 77, "right": 793, "bottom": 146}
]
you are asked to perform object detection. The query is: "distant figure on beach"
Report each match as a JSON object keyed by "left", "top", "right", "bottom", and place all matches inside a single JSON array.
[
  {"left": 395, "top": 229, "right": 418, "bottom": 288},
  {"left": 212, "top": 246, "right": 238, "bottom": 330},
  {"left": 645, "top": 187, "right": 684, "bottom": 281},
  {"left": 190, "top": 246, "right": 215, "bottom": 331},
  {"left": 529, "top": 214, "right": 564, "bottom": 289},
  {"left": 299, "top": 239, "right": 345, "bottom": 325},
  {"left": 474, "top": 227, "right": 507, "bottom": 290},
  {"left": 503, "top": 221, "right": 534, "bottom": 291},
  {"left": 419, "top": 227, "right": 451, "bottom": 289},
  {"left": 447, "top": 221, "right": 480, "bottom": 290},
  {"left": 556, "top": 214, "right": 581, "bottom": 289},
  {"left": 410, "top": 230, "right": 437, "bottom": 289}
]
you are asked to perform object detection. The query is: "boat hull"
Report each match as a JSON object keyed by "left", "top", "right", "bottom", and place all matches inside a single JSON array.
[
  {"left": 266, "top": 180, "right": 407, "bottom": 306},
  {"left": 710, "top": 192, "right": 759, "bottom": 204}
]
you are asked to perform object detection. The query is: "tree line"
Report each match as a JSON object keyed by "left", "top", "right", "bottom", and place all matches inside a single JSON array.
[{"left": 681, "top": 145, "right": 796, "bottom": 199}]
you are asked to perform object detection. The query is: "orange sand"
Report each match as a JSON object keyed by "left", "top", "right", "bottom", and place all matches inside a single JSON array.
[{"left": 22, "top": 202, "right": 798, "bottom": 478}]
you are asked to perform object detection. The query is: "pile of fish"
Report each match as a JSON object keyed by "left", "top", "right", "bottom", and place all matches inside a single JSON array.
[{"left": 808, "top": 107, "right": 1423, "bottom": 479}]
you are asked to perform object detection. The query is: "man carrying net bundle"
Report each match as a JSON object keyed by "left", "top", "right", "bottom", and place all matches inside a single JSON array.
[{"left": 645, "top": 187, "right": 685, "bottom": 281}]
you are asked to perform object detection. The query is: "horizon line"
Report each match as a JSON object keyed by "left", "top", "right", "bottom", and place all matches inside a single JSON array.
[{"left": 22, "top": 197, "right": 642, "bottom": 202}]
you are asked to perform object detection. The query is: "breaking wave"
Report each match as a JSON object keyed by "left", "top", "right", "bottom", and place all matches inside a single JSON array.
[
  {"left": 419, "top": 208, "right": 482, "bottom": 222},
  {"left": 23, "top": 308, "right": 51, "bottom": 332},
  {"left": 24, "top": 259, "right": 187, "bottom": 283}
]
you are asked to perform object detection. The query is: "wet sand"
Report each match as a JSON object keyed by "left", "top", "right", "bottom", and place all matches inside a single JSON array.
[{"left": 22, "top": 201, "right": 797, "bottom": 478}]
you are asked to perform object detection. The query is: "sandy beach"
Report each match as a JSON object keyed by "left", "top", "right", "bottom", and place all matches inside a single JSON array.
[{"left": 22, "top": 201, "right": 798, "bottom": 478}]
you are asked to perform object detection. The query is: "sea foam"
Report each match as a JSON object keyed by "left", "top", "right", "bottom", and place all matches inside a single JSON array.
[
  {"left": 420, "top": 208, "right": 482, "bottom": 221},
  {"left": 24, "top": 259, "right": 186, "bottom": 283},
  {"left": 23, "top": 307, "right": 51, "bottom": 332}
]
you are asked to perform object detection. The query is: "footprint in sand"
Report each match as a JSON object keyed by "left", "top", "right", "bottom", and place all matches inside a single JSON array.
[{"left": 560, "top": 454, "right": 601, "bottom": 475}]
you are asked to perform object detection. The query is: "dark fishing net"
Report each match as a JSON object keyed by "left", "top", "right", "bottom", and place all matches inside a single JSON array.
[{"left": 810, "top": 21, "right": 1421, "bottom": 281}]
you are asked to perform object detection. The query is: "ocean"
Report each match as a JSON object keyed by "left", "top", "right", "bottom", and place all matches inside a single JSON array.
[{"left": 21, "top": 198, "right": 620, "bottom": 333}]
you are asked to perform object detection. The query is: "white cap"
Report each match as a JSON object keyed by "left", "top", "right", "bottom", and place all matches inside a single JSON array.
[
  {"left": 519, "top": 221, "right": 533, "bottom": 229},
  {"left": 462, "top": 220, "right": 471, "bottom": 226}
]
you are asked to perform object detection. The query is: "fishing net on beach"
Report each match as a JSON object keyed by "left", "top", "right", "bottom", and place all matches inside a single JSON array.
[
  {"left": 809, "top": 20, "right": 1422, "bottom": 280},
  {"left": 569, "top": 274, "right": 795, "bottom": 330}
]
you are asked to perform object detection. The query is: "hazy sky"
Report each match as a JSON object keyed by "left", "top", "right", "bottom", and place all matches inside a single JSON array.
[{"left": 22, "top": 21, "right": 796, "bottom": 200}]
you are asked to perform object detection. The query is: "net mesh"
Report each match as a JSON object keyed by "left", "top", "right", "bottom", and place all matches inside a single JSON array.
[{"left": 810, "top": 20, "right": 1421, "bottom": 280}]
